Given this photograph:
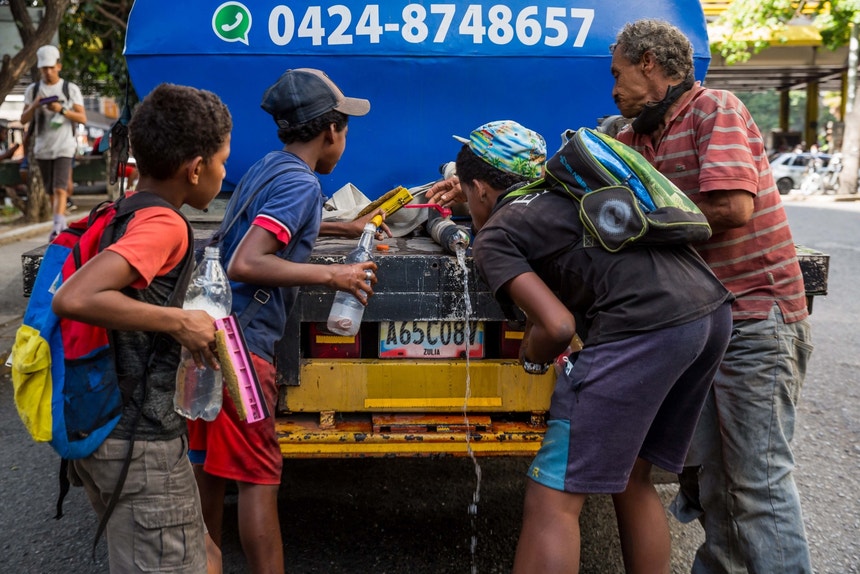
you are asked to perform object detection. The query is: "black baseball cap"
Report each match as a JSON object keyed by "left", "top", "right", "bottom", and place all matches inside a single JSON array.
[{"left": 260, "top": 68, "right": 370, "bottom": 128}]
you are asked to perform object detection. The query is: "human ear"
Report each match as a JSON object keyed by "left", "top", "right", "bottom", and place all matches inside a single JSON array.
[
  {"left": 473, "top": 180, "right": 491, "bottom": 203},
  {"left": 640, "top": 51, "right": 656, "bottom": 74},
  {"left": 187, "top": 156, "right": 204, "bottom": 184},
  {"left": 323, "top": 123, "right": 338, "bottom": 144}
]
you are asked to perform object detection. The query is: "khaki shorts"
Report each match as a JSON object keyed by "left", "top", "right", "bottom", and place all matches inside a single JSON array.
[{"left": 69, "top": 435, "right": 207, "bottom": 573}]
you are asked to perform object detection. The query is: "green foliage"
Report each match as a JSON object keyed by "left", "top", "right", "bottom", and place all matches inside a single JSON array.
[
  {"left": 736, "top": 92, "right": 786, "bottom": 134},
  {"left": 715, "top": 1, "right": 859, "bottom": 63},
  {"left": 715, "top": 0, "right": 802, "bottom": 64},
  {"left": 59, "top": 0, "right": 137, "bottom": 103},
  {"left": 1, "top": 204, "right": 21, "bottom": 219},
  {"left": 736, "top": 90, "right": 838, "bottom": 138}
]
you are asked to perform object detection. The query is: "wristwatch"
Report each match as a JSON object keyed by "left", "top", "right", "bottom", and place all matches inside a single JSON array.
[
  {"left": 522, "top": 359, "right": 552, "bottom": 375},
  {"left": 59, "top": 108, "right": 66, "bottom": 116}
]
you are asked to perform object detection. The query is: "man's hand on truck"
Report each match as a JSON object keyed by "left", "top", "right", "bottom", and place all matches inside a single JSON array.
[{"left": 425, "top": 176, "right": 466, "bottom": 208}]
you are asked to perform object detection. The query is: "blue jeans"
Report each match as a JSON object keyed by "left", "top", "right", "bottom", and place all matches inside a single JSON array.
[{"left": 670, "top": 303, "right": 814, "bottom": 574}]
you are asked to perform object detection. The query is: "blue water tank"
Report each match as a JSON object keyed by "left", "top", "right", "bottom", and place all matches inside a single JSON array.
[{"left": 125, "top": 1, "right": 709, "bottom": 198}]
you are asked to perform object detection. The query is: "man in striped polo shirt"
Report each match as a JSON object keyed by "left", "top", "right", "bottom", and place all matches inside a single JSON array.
[{"left": 609, "top": 19, "right": 814, "bottom": 574}]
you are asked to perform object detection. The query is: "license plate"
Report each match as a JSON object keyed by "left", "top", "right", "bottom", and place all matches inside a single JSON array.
[{"left": 379, "top": 321, "right": 484, "bottom": 358}]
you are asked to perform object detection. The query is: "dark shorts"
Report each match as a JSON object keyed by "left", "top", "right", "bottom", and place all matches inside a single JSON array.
[
  {"left": 36, "top": 157, "right": 73, "bottom": 195},
  {"left": 528, "top": 302, "right": 732, "bottom": 494}
]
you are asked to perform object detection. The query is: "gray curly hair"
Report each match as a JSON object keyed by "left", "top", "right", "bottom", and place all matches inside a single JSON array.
[{"left": 610, "top": 19, "right": 693, "bottom": 81}]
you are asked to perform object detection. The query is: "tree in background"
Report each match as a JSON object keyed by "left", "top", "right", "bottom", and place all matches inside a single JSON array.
[
  {"left": 60, "top": 0, "right": 135, "bottom": 102},
  {"left": 0, "top": 0, "right": 134, "bottom": 222},
  {"left": 0, "top": 0, "right": 69, "bottom": 104},
  {"left": 715, "top": 0, "right": 860, "bottom": 194},
  {"left": 737, "top": 90, "right": 840, "bottom": 148},
  {"left": 0, "top": 0, "right": 133, "bottom": 102},
  {"left": 1, "top": 0, "right": 70, "bottom": 222}
]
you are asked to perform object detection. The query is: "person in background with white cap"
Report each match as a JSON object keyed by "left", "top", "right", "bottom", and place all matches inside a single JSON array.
[
  {"left": 458, "top": 120, "right": 733, "bottom": 573},
  {"left": 187, "top": 68, "right": 375, "bottom": 574},
  {"left": 20, "top": 45, "right": 87, "bottom": 240}
]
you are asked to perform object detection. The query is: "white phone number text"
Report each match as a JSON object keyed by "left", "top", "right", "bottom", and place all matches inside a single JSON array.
[{"left": 264, "top": 4, "right": 595, "bottom": 47}]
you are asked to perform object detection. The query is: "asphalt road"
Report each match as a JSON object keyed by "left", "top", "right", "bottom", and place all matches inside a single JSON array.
[{"left": 0, "top": 193, "right": 857, "bottom": 573}]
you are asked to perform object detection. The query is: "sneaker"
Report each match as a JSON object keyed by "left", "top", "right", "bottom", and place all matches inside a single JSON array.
[
  {"left": 48, "top": 230, "right": 58, "bottom": 242},
  {"left": 67, "top": 199, "right": 78, "bottom": 212}
]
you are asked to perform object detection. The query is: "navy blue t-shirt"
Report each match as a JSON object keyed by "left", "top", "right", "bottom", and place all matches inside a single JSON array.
[{"left": 221, "top": 151, "right": 324, "bottom": 360}]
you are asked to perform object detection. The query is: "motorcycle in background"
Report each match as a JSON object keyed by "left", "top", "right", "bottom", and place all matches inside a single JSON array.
[{"left": 800, "top": 153, "right": 843, "bottom": 195}]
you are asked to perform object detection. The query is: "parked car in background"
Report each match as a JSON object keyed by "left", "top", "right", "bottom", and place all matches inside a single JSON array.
[{"left": 770, "top": 152, "right": 832, "bottom": 194}]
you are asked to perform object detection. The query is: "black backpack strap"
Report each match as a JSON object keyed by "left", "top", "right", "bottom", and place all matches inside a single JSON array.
[
  {"left": 237, "top": 236, "right": 303, "bottom": 331},
  {"left": 213, "top": 166, "right": 313, "bottom": 246},
  {"left": 89, "top": 365, "right": 147, "bottom": 558},
  {"left": 55, "top": 459, "right": 70, "bottom": 520},
  {"left": 28, "top": 81, "right": 42, "bottom": 135},
  {"left": 26, "top": 80, "right": 39, "bottom": 102}
]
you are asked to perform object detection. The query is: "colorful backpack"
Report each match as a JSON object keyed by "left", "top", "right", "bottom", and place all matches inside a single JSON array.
[
  {"left": 10, "top": 191, "right": 193, "bottom": 460},
  {"left": 511, "top": 127, "right": 712, "bottom": 252}
]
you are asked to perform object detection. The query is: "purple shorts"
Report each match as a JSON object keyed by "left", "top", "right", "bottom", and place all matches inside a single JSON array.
[{"left": 528, "top": 303, "right": 732, "bottom": 494}]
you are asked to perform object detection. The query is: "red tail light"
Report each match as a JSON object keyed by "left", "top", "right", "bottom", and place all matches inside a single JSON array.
[
  {"left": 308, "top": 323, "right": 361, "bottom": 358},
  {"left": 500, "top": 323, "right": 524, "bottom": 359}
]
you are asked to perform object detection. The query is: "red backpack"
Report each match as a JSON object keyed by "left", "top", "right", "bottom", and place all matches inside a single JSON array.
[{"left": 12, "top": 191, "right": 193, "bottom": 460}]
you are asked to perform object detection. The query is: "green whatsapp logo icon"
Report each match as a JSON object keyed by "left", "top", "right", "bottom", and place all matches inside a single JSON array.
[{"left": 212, "top": 2, "right": 252, "bottom": 45}]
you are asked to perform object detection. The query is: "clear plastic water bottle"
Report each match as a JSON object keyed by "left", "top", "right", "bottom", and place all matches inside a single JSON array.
[
  {"left": 174, "top": 246, "right": 232, "bottom": 421},
  {"left": 49, "top": 109, "right": 65, "bottom": 129},
  {"left": 326, "top": 223, "right": 376, "bottom": 337}
]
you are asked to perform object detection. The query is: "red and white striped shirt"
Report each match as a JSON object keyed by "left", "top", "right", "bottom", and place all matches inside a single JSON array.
[{"left": 617, "top": 84, "right": 808, "bottom": 323}]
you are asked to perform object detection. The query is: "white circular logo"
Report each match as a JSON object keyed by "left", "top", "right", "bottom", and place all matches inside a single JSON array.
[{"left": 597, "top": 198, "right": 633, "bottom": 237}]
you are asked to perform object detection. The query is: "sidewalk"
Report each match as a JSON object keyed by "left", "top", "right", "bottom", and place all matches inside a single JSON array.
[
  {"left": 0, "top": 220, "right": 52, "bottom": 247},
  {"left": 782, "top": 190, "right": 860, "bottom": 203},
  {"left": 0, "top": 193, "right": 108, "bottom": 247},
  {"left": 0, "top": 194, "right": 109, "bottom": 371}
]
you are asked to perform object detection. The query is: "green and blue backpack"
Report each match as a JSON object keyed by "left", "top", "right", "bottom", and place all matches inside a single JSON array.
[{"left": 509, "top": 127, "right": 711, "bottom": 252}]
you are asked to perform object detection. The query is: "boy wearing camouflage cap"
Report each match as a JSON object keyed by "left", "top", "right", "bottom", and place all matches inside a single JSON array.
[{"left": 458, "top": 120, "right": 734, "bottom": 573}]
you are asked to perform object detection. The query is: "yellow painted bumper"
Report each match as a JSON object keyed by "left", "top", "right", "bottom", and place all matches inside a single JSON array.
[
  {"left": 276, "top": 413, "right": 547, "bottom": 458},
  {"left": 286, "top": 359, "right": 554, "bottom": 413},
  {"left": 275, "top": 359, "right": 554, "bottom": 458}
]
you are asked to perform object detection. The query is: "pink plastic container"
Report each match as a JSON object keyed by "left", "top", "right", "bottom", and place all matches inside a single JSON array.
[{"left": 215, "top": 314, "right": 270, "bottom": 423}]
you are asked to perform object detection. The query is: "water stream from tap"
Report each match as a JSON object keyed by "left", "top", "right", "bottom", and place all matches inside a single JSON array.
[{"left": 456, "top": 245, "right": 482, "bottom": 574}]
